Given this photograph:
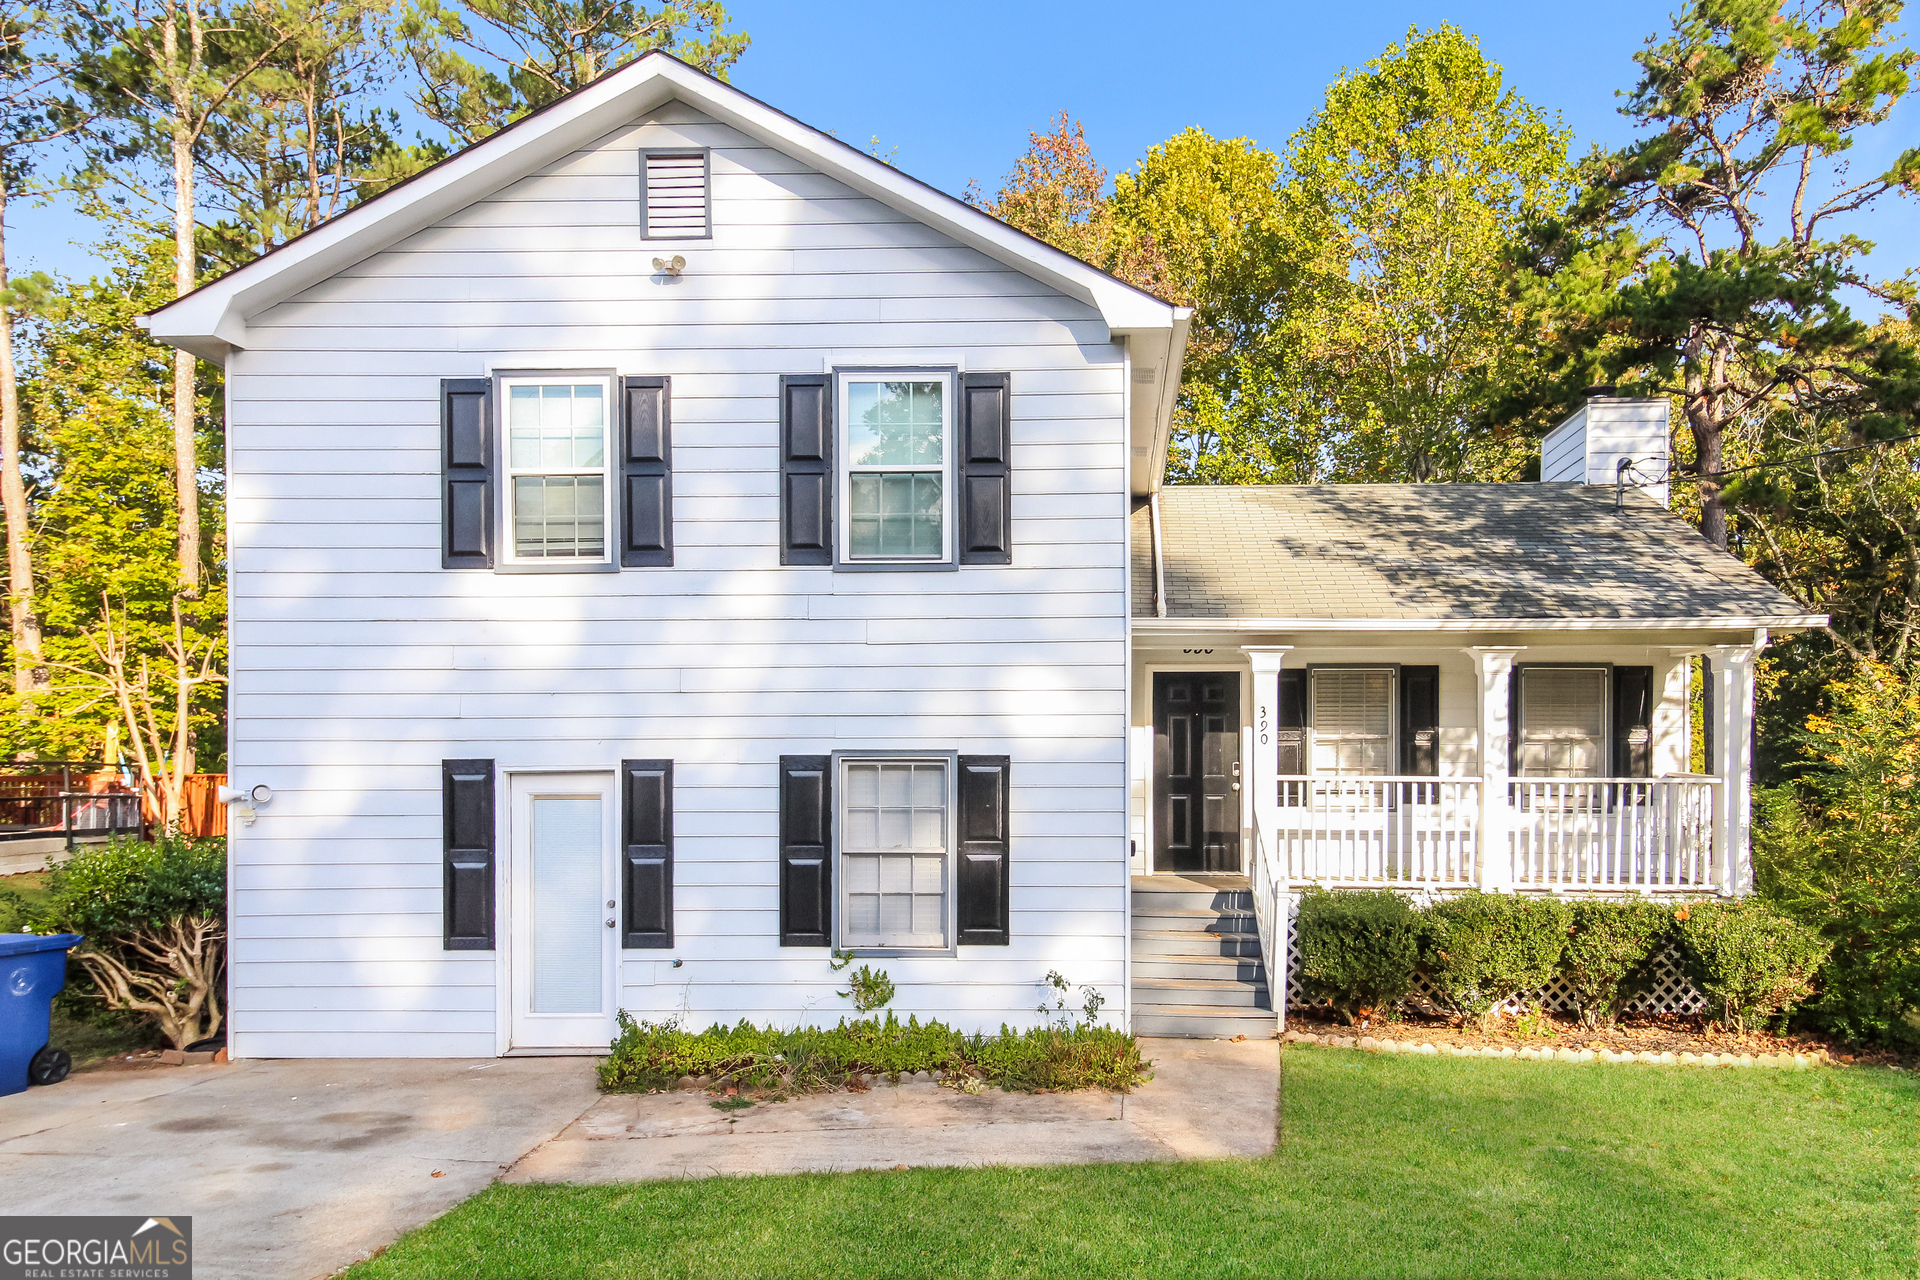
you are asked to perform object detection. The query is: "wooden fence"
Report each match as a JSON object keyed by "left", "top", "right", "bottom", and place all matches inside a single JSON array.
[{"left": 141, "top": 774, "right": 229, "bottom": 838}]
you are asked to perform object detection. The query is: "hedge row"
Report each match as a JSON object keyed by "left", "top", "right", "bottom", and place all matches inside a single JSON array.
[
  {"left": 597, "top": 1010, "right": 1148, "bottom": 1095},
  {"left": 1295, "top": 889, "right": 1829, "bottom": 1034}
]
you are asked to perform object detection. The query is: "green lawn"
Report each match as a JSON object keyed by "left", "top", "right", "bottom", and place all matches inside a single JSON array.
[{"left": 343, "top": 1046, "right": 1916, "bottom": 1279}]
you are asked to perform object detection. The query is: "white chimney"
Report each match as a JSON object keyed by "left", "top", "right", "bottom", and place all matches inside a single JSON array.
[{"left": 1542, "top": 395, "right": 1671, "bottom": 507}]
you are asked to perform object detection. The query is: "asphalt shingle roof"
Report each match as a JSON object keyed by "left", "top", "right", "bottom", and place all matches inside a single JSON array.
[{"left": 1131, "top": 484, "right": 1814, "bottom": 623}]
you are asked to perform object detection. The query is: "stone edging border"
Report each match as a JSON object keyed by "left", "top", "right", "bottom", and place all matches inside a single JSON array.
[{"left": 1282, "top": 1029, "right": 1830, "bottom": 1069}]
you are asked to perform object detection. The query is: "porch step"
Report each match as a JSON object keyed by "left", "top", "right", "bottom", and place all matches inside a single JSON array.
[
  {"left": 1134, "top": 976, "right": 1271, "bottom": 1009},
  {"left": 1133, "top": 1006, "right": 1277, "bottom": 1039},
  {"left": 1131, "top": 928, "right": 1264, "bottom": 959},
  {"left": 1132, "top": 954, "right": 1266, "bottom": 983},
  {"left": 1131, "top": 906, "right": 1259, "bottom": 935}
]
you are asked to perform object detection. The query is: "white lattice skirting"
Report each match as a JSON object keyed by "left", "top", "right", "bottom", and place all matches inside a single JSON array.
[{"left": 1280, "top": 897, "right": 1707, "bottom": 1017}]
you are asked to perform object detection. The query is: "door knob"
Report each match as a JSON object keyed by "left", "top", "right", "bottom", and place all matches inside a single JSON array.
[{"left": 1232, "top": 782, "right": 1241, "bottom": 791}]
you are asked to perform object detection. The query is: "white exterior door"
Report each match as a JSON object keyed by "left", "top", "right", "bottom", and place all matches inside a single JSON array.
[{"left": 508, "top": 773, "right": 617, "bottom": 1051}]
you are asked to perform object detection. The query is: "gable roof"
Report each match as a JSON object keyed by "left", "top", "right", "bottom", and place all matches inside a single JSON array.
[
  {"left": 1132, "top": 484, "right": 1823, "bottom": 630},
  {"left": 143, "top": 53, "right": 1190, "bottom": 493}
]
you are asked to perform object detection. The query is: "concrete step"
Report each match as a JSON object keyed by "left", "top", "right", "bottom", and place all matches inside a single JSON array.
[
  {"left": 1133, "top": 1005, "right": 1277, "bottom": 1039},
  {"left": 1131, "top": 907, "right": 1258, "bottom": 935},
  {"left": 1130, "top": 888, "right": 1254, "bottom": 913},
  {"left": 1132, "top": 954, "right": 1267, "bottom": 983},
  {"left": 1134, "top": 977, "right": 1271, "bottom": 1010},
  {"left": 1130, "top": 928, "right": 1264, "bottom": 959}
]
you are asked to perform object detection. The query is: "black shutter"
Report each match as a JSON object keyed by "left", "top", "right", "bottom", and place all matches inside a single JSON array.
[
  {"left": 1700, "top": 656, "right": 1715, "bottom": 772},
  {"left": 441, "top": 379, "right": 492, "bottom": 568},
  {"left": 621, "top": 377, "right": 673, "bottom": 567},
  {"left": 779, "top": 755, "right": 832, "bottom": 945},
  {"left": 959, "top": 373, "right": 1012, "bottom": 565},
  {"left": 1508, "top": 668, "right": 1523, "bottom": 775},
  {"left": 1612, "top": 666, "right": 1654, "bottom": 778},
  {"left": 442, "top": 759, "right": 495, "bottom": 949},
  {"left": 956, "top": 755, "right": 1011, "bottom": 945},
  {"left": 1276, "top": 670, "right": 1308, "bottom": 776},
  {"left": 620, "top": 759, "right": 673, "bottom": 947},
  {"left": 779, "top": 375, "right": 832, "bottom": 565},
  {"left": 1399, "top": 666, "right": 1440, "bottom": 776}
]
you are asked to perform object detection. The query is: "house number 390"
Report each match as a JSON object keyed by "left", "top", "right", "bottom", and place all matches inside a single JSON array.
[
  {"left": 1181, "top": 648, "right": 1214, "bottom": 654},
  {"left": 1258, "top": 704, "right": 1270, "bottom": 745}
]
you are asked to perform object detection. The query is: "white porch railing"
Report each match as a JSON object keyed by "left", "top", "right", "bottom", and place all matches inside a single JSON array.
[
  {"left": 1509, "top": 777, "right": 1720, "bottom": 891},
  {"left": 1274, "top": 777, "right": 1483, "bottom": 887},
  {"left": 1247, "top": 804, "right": 1286, "bottom": 1031},
  {"left": 1273, "top": 775, "right": 1726, "bottom": 894}
]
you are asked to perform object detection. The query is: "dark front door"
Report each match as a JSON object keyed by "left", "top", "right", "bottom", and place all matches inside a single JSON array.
[{"left": 1153, "top": 672, "right": 1242, "bottom": 874}]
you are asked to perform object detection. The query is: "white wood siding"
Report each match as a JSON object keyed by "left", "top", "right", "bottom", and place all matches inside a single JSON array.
[{"left": 225, "top": 100, "right": 1130, "bottom": 1057}]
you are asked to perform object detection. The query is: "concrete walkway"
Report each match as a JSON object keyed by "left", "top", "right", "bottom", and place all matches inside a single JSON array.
[
  {"left": 0, "top": 1057, "right": 598, "bottom": 1280},
  {"left": 0, "top": 1038, "right": 1276, "bottom": 1279},
  {"left": 508, "top": 1037, "right": 1277, "bottom": 1183}
]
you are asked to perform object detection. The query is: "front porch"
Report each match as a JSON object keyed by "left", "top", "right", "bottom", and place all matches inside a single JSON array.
[{"left": 1268, "top": 773, "right": 1724, "bottom": 894}]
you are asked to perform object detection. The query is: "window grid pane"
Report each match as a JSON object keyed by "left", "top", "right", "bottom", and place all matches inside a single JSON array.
[
  {"left": 513, "top": 475, "right": 605, "bottom": 558},
  {"left": 845, "top": 378, "right": 945, "bottom": 560},
  {"left": 849, "top": 473, "right": 942, "bottom": 558},
  {"left": 847, "top": 380, "right": 944, "bottom": 466},
  {"left": 1519, "top": 668, "right": 1608, "bottom": 778},
  {"left": 1311, "top": 669, "right": 1394, "bottom": 776},
  {"left": 843, "top": 760, "right": 947, "bottom": 947}
]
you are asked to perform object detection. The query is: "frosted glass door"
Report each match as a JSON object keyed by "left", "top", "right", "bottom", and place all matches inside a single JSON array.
[{"left": 508, "top": 775, "right": 615, "bottom": 1050}]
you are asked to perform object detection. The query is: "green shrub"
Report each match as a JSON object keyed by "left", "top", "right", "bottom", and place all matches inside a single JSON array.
[
  {"left": 1671, "top": 899, "right": 1830, "bottom": 1034},
  {"left": 18, "top": 834, "right": 227, "bottom": 1049},
  {"left": 1421, "top": 892, "right": 1572, "bottom": 1032},
  {"left": 596, "top": 1011, "right": 1146, "bottom": 1095},
  {"left": 1753, "top": 661, "right": 1920, "bottom": 1046},
  {"left": 1561, "top": 899, "right": 1670, "bottom": 1028},
  {"left": 1295, "top": 887, "right": 1422, "bottom": 1023}
]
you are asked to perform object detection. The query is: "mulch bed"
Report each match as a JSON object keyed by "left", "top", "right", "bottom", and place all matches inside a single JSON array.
[{"left": 1285, "top": 1008, "right": 1907, "bottom": 1067}]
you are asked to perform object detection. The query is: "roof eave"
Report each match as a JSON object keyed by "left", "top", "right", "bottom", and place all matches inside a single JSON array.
[{"left": 1130, "top": 615, "right": 1829, "bottom": 633}]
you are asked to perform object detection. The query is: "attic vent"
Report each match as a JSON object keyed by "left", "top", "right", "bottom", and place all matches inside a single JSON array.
[{"left": 643, "top": 151, "right": 709, "bottom": 239}]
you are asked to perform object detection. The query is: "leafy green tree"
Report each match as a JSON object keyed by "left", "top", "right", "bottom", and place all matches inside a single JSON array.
[
  {"left": 400, "top": 0, "right": 747, "bottom": 148},
  {"left": 1756, "top": 658, "right": 1920, "bottom": 1045},
  {"left": 1501, "top": 0, "right": 1920, "bottom": 549},
  {"left": 1269, "top": 24, "right": 1572, "bottom": 485},
  {"left": 0, "top": 2, "right": 81, "bottom": 709},
  {"left": 8, "top": 233, "right": 226, "bottom": 803}
]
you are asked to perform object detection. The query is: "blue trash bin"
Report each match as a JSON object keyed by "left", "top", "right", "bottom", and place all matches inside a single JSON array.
[{"left": 0, "top": 933, "right": 83, "bottom": 1097}]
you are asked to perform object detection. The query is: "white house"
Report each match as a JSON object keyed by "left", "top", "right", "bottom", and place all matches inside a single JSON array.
[{"left": 148, "top": 56, "right": 1820, "bottom": 1055}]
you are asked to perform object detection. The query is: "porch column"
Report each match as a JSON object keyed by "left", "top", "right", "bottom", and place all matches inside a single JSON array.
[
  {"left": 1241, "top": 646, "right": 1292, "bottom": 869},
  {"left": 1463, "top": 647, "right": 1525, "bottom": 892},
  {"left": 1242, "top": 645, "right": 1291, "bottom": 1031},
  {"left": 1708, "top": 634, "right": 1766, "bottom": 896}
]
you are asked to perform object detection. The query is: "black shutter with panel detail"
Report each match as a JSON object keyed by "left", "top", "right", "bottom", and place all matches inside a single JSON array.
[
  {"left": 1508, "top": 668, "right": 1523, "bottom": 775},
  {"left": 959, "top": 373, "right": 1012, "bottom": 565},
  {"left": 1275, "top": 670, "right": 1308, "bottom": 778},
  {"left": 779, "top": 755, "right": 832, "bottom": 945},
  {"left": 780, "top": 375, "right": 832, "bottom": 564},
  {"left": 621, "top": 759, "right": 674, "bottom": 947},
  {"left": 1399, "top": 666, "right": 1440, "bottom": 776},
  {"left": 441, "top": 379, "right": 492, "bottom": 568},
  {"left": 1612, "top": 666, "right": 1654, "bottom": 778},
  {"left": 443, "top": 759, "right": 495, "bottom": 950},
  {"left": 956, "top": 755, "right": 1011, "bottom": 945},
  {"left": 621, "top": 377, "right": 673, "bottom": 567}
]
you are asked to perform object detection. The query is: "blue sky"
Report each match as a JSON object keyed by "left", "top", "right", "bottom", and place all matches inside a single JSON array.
[{"left": 14, "top": 0, "right": 1917, "bottom": 308}]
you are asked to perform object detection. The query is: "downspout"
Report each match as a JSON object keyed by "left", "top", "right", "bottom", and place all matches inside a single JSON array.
[{"left": 1148, "top": 490, "right": 1167, "bottom": 619}]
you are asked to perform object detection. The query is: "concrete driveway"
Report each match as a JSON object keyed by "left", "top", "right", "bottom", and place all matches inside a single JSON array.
[
  {"left": 0, "top": 1057, "right": 599, "bottom": 1280},
  {"left": 0, "top": 1038, "right": 1278, "bottom": 1279}
]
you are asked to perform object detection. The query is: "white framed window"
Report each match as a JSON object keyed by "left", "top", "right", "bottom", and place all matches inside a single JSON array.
[
  {"left": 838, "top": 755, "right": 952, "bottom": 949},
  {"left": 837, "top": 371, "right": 953, "bottom": 564},
  {"left": 1517, "top": 667, "right": 1609, "bottom": 778},
  {"left": 1311, "top": 667, "right": 1395, "bottom": 776},
  {"left": 500, "top": 374, "right": 614, "bottom": 566}
]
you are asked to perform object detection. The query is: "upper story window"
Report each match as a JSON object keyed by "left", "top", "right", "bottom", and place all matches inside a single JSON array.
[
  {"left": 643, "top": 150, "right": 710, "bottom": 239},
  {"left": 1516, "top": 667, "right": 1609, "bottom": 778},
  {"left": 502, "top": 375, "right": 614, "bottom": 566},
  {"left": 1311, "top": 668, "right": 1395, "bottom": 776},
  {"left": 838, "top": 372, "right": 952, "bottom": 564}
]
